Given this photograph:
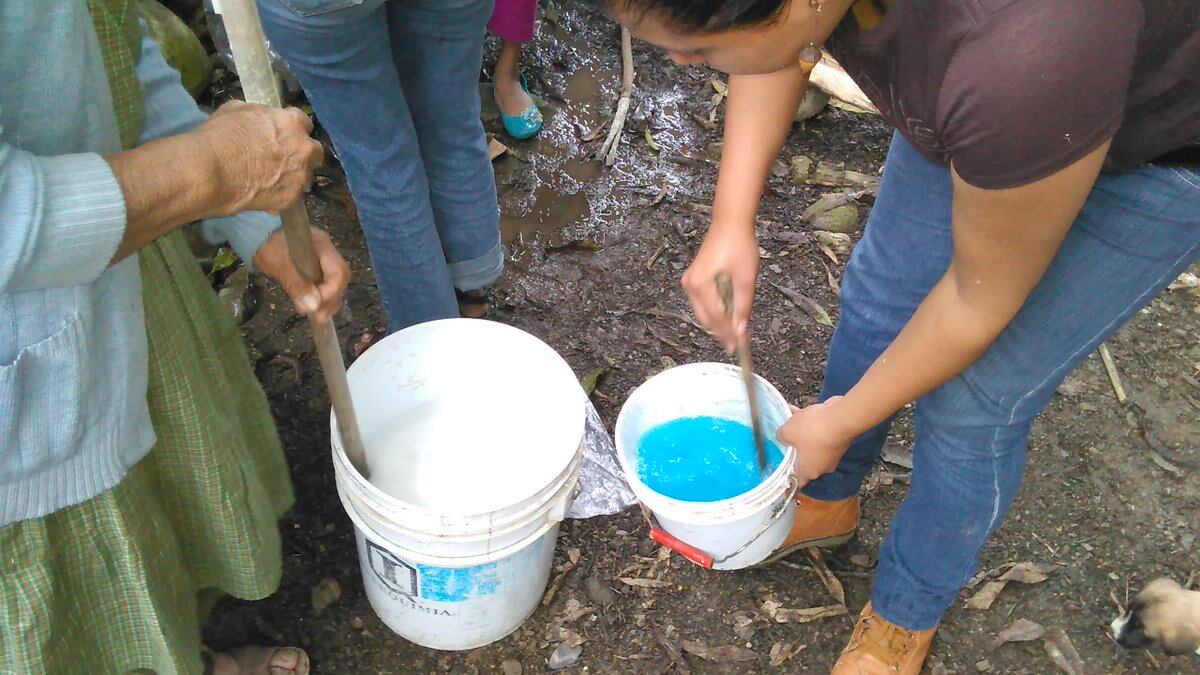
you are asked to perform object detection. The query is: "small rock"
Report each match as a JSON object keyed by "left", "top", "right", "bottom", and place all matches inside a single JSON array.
[
  {"left": 1181, "top": 532, "right": 1195, "bottom": 551},
  {"left": 881, "top": 444, "right": 915, "bottom": 470},
  {"left": 931, "top": 662, "right": 949, "bottom": 675},
  {"left": 500, "top": 659, "right": 523, "bottom": 675},
  {"left": 811, "top": 204, "right": 861, "bottom": 233},
  {"left": 585, "top": 576, "right": 617, "bottom": 607},
  {"left": 790, "top": 155, "right": 813, "bottom": 182},
  {"left": 310, "top": 578, "right": 341, "bottom": 617},
  {"left": 849, "top": 554, "right": 872, "bottom": 568},
  {"left": 636, "top": 538, "right": 658, "bottom": 557},
  {"left": 976, "top": 659, "right": 991, "bottom": 672},
  {"left": 1056, "top": 376, "right": 1086, "bottom": 397},
  {"left": 795, "top": 88, "right": 830, "bottom": 122},
  {"left": 548, "top": 642, "right": 582, "bottom": 671},
  {"left": 350, "top": 616, "right": 364, "bottom": 629}
]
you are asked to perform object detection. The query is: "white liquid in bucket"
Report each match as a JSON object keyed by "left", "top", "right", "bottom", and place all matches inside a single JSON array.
[
  {"left": 332, "top": 319, "right": 585, "bottom": 649},
  {"left": 365, "top": 404, "right": 538, "bottom": 514}
]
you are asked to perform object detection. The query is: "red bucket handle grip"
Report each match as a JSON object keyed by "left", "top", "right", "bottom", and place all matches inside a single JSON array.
[{"left": 649, "top": 527, "right": 715, "bottom": 569}]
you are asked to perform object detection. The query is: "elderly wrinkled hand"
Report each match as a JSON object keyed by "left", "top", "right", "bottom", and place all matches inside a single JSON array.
[
  {"left": 253, "top": 227, "right": 350, "bottom": 325},
  {"left": 197, "top": 101, "right": 325, "bottom": 216}
]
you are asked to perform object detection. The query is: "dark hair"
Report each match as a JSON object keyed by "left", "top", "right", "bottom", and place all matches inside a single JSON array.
[{"left": 603, "top": 0, "right": 790, "bottom": 32}]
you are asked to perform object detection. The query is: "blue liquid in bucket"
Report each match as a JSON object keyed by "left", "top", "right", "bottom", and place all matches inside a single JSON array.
[{"left": 636, "top": 416, "right": 784, "bottom": 502}]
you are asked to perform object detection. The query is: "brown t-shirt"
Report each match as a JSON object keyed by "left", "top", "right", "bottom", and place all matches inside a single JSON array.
[{"left": 827, "top": 0, "right": 1200, "bottom": 189}]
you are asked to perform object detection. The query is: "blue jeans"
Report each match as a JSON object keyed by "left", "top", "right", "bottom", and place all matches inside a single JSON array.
[
  {"left": 804, "top": 133, "right": 1200, "bottom": 630},
  {"left": 259, "top": 0, "right": 503, "bottom": 332}
]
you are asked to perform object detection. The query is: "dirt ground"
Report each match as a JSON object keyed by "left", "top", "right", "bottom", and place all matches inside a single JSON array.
[{"left": 201, "top": 3, "right": 1200, "bottom": 672}]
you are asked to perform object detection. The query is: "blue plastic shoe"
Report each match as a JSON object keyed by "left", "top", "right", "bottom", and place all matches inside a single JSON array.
[{"left": 498, "top": 73, "right": 543, "bottom": 140}]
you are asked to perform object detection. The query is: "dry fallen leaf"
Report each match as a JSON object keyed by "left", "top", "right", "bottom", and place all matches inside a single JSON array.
[
  {"left": 647, "top": 616, "right": 690, "bottom": 674},
  {"left": 967, "top": 562, "right": 1018, "bottom": 590},
  {"left": 556, "top": 547, "right": 582, "bottom": 574},
  {"left": 808, "top": 161, "right": 848, "bottom": 187},
  {"left": 775, "top": 605, "right": 847, "bottom": 624},
  {"left": 988, "top": 618, "right": 1046, "bottom": 650},
  {"left": 1042, "top": 627, "right": 1085, "bottom": 674},
  {"left": 762, "top": 597, "right": 847, "bottom": 623},
  {"left": 813, "top": 230, "right": 853, "bottom": 261},
  {"left": 730, "top": 612, "right": 761, "bottom": 640},
  {"left": 821, "top": 261, "right": 841, "bottom": 297},
  {"left": 965, "top": 562, "right": 1052, "bottom": 610},
  {"left": 790, "top": 155, "right": 813, "bottom": 182},
  {"left": 618, "top": 577, "right": 672, "bottom": 589},
  {"left": 965, "top": 580, "right": 1007, "bottom": 610},
  {"left": 545, "top": 625, "right": 587, "bottom": 647},
  {"left": 1168, "top": 271, "right": 1200, "bottom": 290},
  {"left": 1003, "top": 562, "right": 1052, "bottom": 584},
  {"left": 772, "top": 284, "right": 835, "bottom": 328},
  {"left": 487, "top": 137, "right": 509, "bottom": 161},
  {"left": 769, "top": 641, "right": 807, "bottom": 667},
  {"left": 680, "top": 640, "right": 757, "bottom": 663},
  {"left": 808, "top": 549, "right": 847, "bottom": 605},
  {"left": 580, "top": 367, "right": 607, "bottom": 397},
  {"left": 555, "top": 598, "right": 596, "bottom": 624},
  {"left": 644, "top": 130, "right": 661, "bottom": 152}
]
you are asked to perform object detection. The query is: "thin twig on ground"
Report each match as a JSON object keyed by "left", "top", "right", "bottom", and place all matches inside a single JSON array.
[
  {"left": 597, "top": 28, "right": 634, "bottom": 165},
  {"left": 1098, "top": 343, "right": 1127, "bottom": 404}
]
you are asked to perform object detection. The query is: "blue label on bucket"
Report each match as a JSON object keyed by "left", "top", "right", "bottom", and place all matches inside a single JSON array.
[
  {"left": 366, "top": 539, "right": 502, "bottom": 604},
  {"left": 412, "top": 560, "right": 502, "bottom": 603},
  {"left": 637, "top": 416, "right": 784, "bottom": 502}
]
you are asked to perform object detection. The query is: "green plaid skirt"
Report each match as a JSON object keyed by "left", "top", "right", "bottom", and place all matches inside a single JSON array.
[{"left": 0, "top": 231, "right": 293, "bottom": 675}]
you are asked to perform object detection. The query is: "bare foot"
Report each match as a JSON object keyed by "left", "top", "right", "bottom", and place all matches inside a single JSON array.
[{"left": 206, "top": 646, "right": 310, "bottom": 675}]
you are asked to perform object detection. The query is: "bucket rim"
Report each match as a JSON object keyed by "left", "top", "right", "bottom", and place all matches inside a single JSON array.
[
  {"left": 331, "top": 318, "right": 587, "bottom": 518},
  {"left": 614, "top": 362, "right": 797, "bottom": 522},
  {"left": 337, "top": 472, "right": 577, "bottom": 568},
  {"left": 335, "top": 451, "right": 581, "bottom": 542}
]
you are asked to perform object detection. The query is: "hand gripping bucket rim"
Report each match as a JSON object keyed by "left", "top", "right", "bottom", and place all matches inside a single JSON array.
[{"left": 615, "top": 363, "right": 797, "bottom": 523}]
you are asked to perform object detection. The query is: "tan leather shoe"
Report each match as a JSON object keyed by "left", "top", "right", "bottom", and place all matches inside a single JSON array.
[
  {"left": 760, "top": 493, "right": 858, "bottom": 565},
  {"left": 832, "top": 602, "right": 936, "bottom": 675}
]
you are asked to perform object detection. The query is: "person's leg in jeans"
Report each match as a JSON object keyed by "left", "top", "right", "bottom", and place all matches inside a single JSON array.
[
  {"left": 387, "top": 0, "right": 504, "bottom": 299},
  {"left": 257, "top": 0, "right": 460, "bottom": 331},
  {"left": 870, "top": 163, "right": 1200, "bottom": 630},
  {"left": 806, "top": 133, "right": 1200, "bottom": 631},
  {"left": 802, "top": 133, "right": 954, "bottom": 502}
]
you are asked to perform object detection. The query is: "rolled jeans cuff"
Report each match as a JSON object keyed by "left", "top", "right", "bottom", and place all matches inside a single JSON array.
[{"left": 449, "top": 239, "right": 504, "bottom": 291}]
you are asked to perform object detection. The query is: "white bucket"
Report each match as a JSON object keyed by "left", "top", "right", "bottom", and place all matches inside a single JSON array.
[
  {"left": 615, "top": 363, "right": 797, "bottom": 570},
  {"left": 331, "top": 319, "right": 585, "bottom": 651}
]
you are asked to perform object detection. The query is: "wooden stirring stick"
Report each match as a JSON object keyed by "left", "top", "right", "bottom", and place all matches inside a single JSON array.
[{"left": 715, "top": 274, "right": 767, "bottom": 472}]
